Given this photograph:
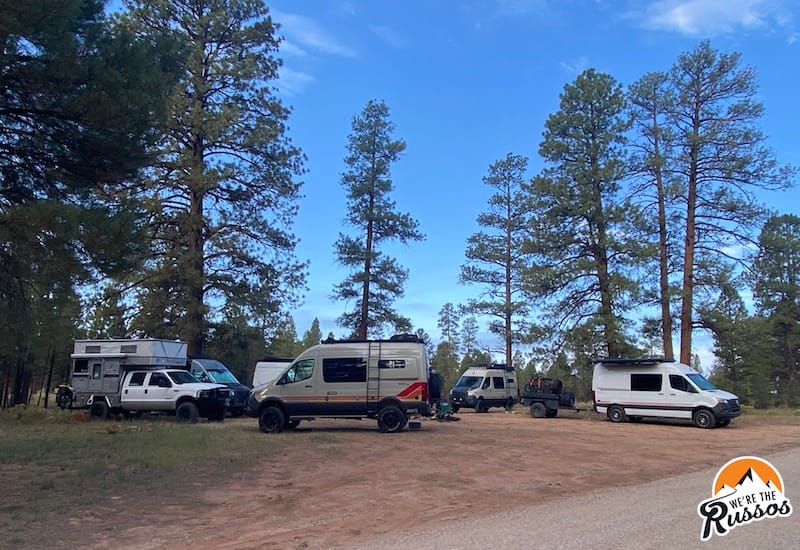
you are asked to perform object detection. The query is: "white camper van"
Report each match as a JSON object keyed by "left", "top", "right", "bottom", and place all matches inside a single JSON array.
[
  {"left": 448, "top": 364, "right": 517, "bottom": 413},
  {"left": 592, "top": 358, "right": 741, "bottom": 428},
  {"left": 251, "top": 357, "right": 293, "bottom": 388},
  {"left": 246, "top": 335, "right": 438, "bottom": 433}
]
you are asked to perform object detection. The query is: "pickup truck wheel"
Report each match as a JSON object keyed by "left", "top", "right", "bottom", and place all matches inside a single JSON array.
[
  {"left": 89, "top": 401, "right": 109, "bottom": 420},
  {"left": 607, "top": 405, "right": 626, "bottom": 423},
  {"left": 176, "top": 402, "right": 200, "bottom": 423},
  {"left": 693, "top": 409, "right": 715, "bottom": 429},
  {"left": 530, "top": 403, "right": 546, "bottom": 418},
  {"left": 259, "top": 406, "right": 285, "bottom": 433},
  {"left": 377, "top": 405, "right": 406, "bottom": 433}
]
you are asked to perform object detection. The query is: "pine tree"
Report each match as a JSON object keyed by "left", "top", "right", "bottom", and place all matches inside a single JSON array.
[
  {"left": 120, "top": 0, "right": 306, "bottom": 354},
  {"left": 461, "top": 153, "right": 533, "bottom": 367},
  {"left": 332, "top": 100, "right": 423, "bottom": 338}
]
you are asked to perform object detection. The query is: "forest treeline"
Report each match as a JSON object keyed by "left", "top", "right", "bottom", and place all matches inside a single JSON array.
[{"left": 1, "top": 1, "right": 797, "bottom": 409}]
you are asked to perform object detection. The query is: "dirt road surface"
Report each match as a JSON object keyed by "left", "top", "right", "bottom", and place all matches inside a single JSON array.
[{"left": 76, "top": 410, "right": 800, "bottom": 550}]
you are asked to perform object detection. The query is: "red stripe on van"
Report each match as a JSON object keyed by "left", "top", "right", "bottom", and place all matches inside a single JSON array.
[{"left": 396, "top": 381, "right": 427, "bottom": 400}]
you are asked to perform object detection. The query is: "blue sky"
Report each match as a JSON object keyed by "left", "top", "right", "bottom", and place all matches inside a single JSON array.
[{"left": 269, "top": 0, "right": 800, "bottom": 363}]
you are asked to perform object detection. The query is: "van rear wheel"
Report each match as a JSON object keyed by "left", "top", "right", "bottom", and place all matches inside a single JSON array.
[
  {"left": 377, "top": 405, "right": 406, "bottom": 433},
  {"left": 607, "top": 405, "right": 626, "bottom": 423}
]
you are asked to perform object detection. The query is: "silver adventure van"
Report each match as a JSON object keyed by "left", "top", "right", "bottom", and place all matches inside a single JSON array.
[{"left": 246, "top": 335, "right": 438, "bottom": 433}]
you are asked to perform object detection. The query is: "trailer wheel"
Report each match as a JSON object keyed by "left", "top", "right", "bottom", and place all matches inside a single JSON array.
[
  {"left": 175, "top": 402, "right": 200, "bottom": 423},
  {"left": 530, "top": 403, "right": 546, "bottom": 418},
  {"left": 377, "top": 405, "right": 406, "bottom": 433},
  {"left": 258, "top": 406, "right": 285, "bottom": 433},
  {"left": 89, "top": 401, "right": 109, "bottom": 420},
  {"left": 607, "top": 405, "right": 626, "bottom": 423},
  {"left": 693, "top": 409, "right": 715, "bottom": 429}
]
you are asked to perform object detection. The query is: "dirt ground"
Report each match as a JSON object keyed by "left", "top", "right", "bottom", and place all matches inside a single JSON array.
[{"left": 67, "top": 410, "right": 800, "bottom": 549}]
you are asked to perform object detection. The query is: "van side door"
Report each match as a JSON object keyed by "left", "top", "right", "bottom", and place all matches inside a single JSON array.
[
  {"left": 276, "top": 359, "right": 317, "bottom": 415},
  {"left": 666, "top": 374, "right": 696, "bottom": 420},
  {"left": 321, "top": 357, "right": 367, "bottom": 415}
]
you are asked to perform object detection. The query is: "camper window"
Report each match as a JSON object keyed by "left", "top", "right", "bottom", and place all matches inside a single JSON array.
[
  {"left": 631, "top": 373, "right": 662, "bottom": 392},
  {"left": 73, "top": 360, "right": 88, "bottom": 375},
  {"left": 493, "top": 377, "right": 505, "bottom": 389}
]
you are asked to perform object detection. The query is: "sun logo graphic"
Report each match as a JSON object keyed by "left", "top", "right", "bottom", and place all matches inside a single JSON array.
[{"left": 698, "top": 456, "right": 792, "bottom": 541}]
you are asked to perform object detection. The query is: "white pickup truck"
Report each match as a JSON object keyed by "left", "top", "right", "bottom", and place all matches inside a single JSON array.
[{"left": 56, "top": 339, "right": 232, "bottom": 422}]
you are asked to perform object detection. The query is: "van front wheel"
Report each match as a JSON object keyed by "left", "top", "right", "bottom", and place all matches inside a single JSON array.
[
  {"left": 259, "top": 406, "right": 285, "bottom": 433},
  {"left": 693, "top": 409, "right": 715, "bottom": 429},
  {"left": 377, "top": 405, "right": 406, "bottom": 433}
]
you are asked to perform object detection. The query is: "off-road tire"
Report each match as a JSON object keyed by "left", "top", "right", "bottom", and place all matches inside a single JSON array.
[
  {"left": 89, "top": 400, "right": 109, "bottom": 420},
  {"left": 258, "top": 406, "right": 285, "bottom": 433},
  {"left": 377, "top": 405, "right": 406, "bottom": 433},
  {"left": 530, "top": 403, "right": 547, "bottom": 418}
]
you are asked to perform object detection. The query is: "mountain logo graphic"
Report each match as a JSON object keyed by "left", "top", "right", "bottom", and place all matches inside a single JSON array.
[{"left": 698, "top": 456, "right": 792, "bottom": 541}]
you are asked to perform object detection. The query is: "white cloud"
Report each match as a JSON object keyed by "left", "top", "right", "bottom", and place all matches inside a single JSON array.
[
  {"left": 559, "top": 56, "right": 590, "bottom": 74},
  {"left": 276, "top": 66, "right": 315, "bottom": 97},
  {"left": 635, "top": 0, "right": 797, "bottom": 39},
  {"left": 271, "top": 10, "right": 358, "bottom": 58}
]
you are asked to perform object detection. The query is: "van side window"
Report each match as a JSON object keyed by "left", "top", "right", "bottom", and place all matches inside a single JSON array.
[
  {"left": 378, "top": 359, "right": 405, "bottom": 369},
  {"left": 482, "top": 378, "right": 490, "bottom": 389},
  {"left": 323, "top": 358, "right": 366, "bottom": 383},
  {"left": 631, "top": 373, "right": 662, "bottom": 391},
  {"left": 285, "top": 359, "right": 314, "bottom": 384},
  {"left": 493, "top": 377, "right": 505, "bottom": 389},
  {"left": 670, "top": 375, "right": 691, "bottom": 392}
]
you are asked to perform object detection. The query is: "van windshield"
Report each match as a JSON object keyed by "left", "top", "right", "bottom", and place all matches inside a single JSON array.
[
  {"left": 686, "top": 373, "right": 717, "bottom": 391},
  {"left": 454, "top": 375, "right": 482, "bottom": 390},
  {"left": 206, "top": 368, "right": 238, "bottom": 383}
]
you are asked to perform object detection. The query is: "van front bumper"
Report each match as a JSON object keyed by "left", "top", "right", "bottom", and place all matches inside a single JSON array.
[{"left": 713, "top": 400, "right": 742, "bottom": 419}]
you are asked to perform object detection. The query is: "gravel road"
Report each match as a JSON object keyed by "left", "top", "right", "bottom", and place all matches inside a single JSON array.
[{"left": 352, "top": 448, "right": 798, "bottom": 550}]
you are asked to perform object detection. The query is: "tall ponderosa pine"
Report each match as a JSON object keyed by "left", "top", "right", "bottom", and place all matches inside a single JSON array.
[
  {"left": 460, "top": 153, "right": 533, "bottom": 367},
  {"left": 120, "top": 0, "right": 306, "bottom": 354},
  {"left": 333, "top": 100, "right": 423, "bottom": 338},
  {"left": 668, "top": 40, "right": 795, "bottom": 364},
  {"left": 628, "top": 71, "right": 680, "bottom": 358},
  {"left": 525, "top": 69, "right": 640, "bottom": 357},
  {"left": 0, "top": 0, "right": 175, "bottom": 406}
]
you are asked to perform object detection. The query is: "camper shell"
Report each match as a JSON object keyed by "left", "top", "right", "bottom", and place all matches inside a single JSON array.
[
  {"left": 591, "top": 358, "right": 741, "bottom": 428},
  {"left": 246, "top": 334, "right": 439, "bottom": 433},
  {"left": 448, "top": 364, "right": 517, "bottom": 413}
]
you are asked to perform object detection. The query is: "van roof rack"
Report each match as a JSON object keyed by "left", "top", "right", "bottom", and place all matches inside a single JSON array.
[
  {"left": 470, "top": 363, "right": 514, "bottom": 371},
  {"left": 593, "top": 357, "right": 675, "bottom": 366},
  {"left": 321, "top": 333, "right": 424, "bottom": 345}
]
